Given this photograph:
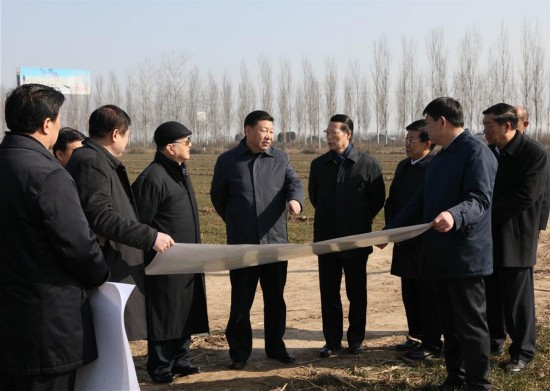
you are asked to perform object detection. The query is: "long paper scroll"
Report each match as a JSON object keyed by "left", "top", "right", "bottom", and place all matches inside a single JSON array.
[{"left": 146, "top": 223, "right": 432, "bottom": 275}]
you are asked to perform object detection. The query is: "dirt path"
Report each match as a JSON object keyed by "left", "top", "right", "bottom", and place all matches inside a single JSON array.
[{"left": 135, "top": 233, "right": 550, "bottom": 390}]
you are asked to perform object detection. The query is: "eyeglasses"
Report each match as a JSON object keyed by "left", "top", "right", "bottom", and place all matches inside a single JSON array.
[
  {"left": 404, "top": 137, "right": 423, "bottom": 144},
  {"left": 172, "top": 138, "right": 191, "bottom": 146},
  {"left": 324, "top": 129, "right": 348, "bottom": 137}
]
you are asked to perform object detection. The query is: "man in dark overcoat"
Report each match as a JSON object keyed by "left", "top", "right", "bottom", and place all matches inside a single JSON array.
[
  {"left": 309, "top": 114, "right": 386, "bottom": 358},
  {"left": 384, "top": 119, "right": 442, "bottom": 361},
  {"left": 482, "top": 103, "right": 548, "bottom": 372},
  {"left": 132, "top": 122, "right": 209, "bottom": 383},
  {"left": 0, "top": 84, "right": 109, "bottom": 390},
  {"left": 386, "top": 97, "right": 497, "bottom": 390},
  {"left": 67, "top": 105, "right": 175, "bottom": 341},
  {"left": 211, "top": 110, "right": 304, "bottom": 370}
]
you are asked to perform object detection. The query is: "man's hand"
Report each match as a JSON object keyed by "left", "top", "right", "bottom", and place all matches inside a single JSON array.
[
  {"left": 153, "top": 232, "right": 175, "bottom": 253},
  {"left": 433, "top": 211, "right": 454, "bottom": 233},
  {"left": 288, "top": 200, "right": 302, "bottom": 215}
]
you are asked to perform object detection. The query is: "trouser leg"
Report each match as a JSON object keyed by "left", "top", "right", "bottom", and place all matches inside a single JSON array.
[
  {"left": 318, "top": 256, "right": 344, "bottom": 348},
  {"left": 418, "top": 279, "right": 442, "bottom": 351},
  {"left": 438, "top": 278, "right": 491, "bottom": 390},
  {"left": 260, "top": 261, "right": 288, "bottom": 356},
  {"left": 225, "top": 266, "right": 260, "bottom": 362},
  {"left": 499, "top": 267, "right": 536, "bottom": 363},
  {"left": 172, "top": 336, "right": 193, "bottom": 371},
  {"left": 342, "top": 256, "right": 368, "bottom": 347},
  {"left": 485, "top": 273, "right": 506, "bottom": 352},
  {"left": 401, "top": 277, "right": 423, "bottom": 340},
  {"left": 147, "top": 339, "right": 175, "bottom": 376}
]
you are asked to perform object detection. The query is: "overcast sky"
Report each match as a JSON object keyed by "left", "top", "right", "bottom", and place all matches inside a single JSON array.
[{"left": 1, "top": 0, "right": 549, "bottom": 89}]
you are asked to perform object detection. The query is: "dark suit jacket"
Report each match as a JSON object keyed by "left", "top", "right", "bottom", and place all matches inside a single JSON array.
[
  {"left": 67, "top": 138, "right": 157, "bottom": 340},
  {"left": 132, "top": 152, "right": 209, "bottom": 340},
  {"left": 385, "top": 153, "right": 433, "bottom": 278},
  {"left": 210, "top": 138, "right": 304, "bottom": 245},
  {"left": 387, "top": 130, "right": 498, "bottom": 279},
  {"left": 0, "top": 133, "right": 108, "bottom": 375},
  {"left": 490, "top": 131, "right": 548, "bottom": 268},
  {"left": 309, "top": 146, "right": 386, "bottom": 260}
]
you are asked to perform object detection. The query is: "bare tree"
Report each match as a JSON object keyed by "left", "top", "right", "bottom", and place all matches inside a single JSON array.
[
  {"left": 107, "top": 70, "right": 121, "bottom": 105},
  {"left": 278, "top": 58, "right": 293, "bottom": 144},
  {"left": 395, "top": 37, "right": 417, "bottom": 136},
  {"left": 185, "top": 66, "right": 200, "bottom": 142},
  {"left": 453, "top": 27, "right": 482, "bottom": 131},
  {"left": 134, "top": 59, "right": 157, "bottom": 146},
  {"left": 294, "top": 87, "right": 306, "bottom": 144},
  {"left": 206, "top": 72, "right": 221, "bottom": 145},
  {"left": 372, "top": 36, "right": 392, "bottom": 144},
  {"left": 93, "top": 74, "right": 105, "bottom": 108},
  {"left": 494, "top": 24, "right": 514, "bottom": 102},
  {"left": 360, "top": 77, "right": 371, "bottom": 139},
  {"left": 426, "top": 28, "right": 448, "bottom": 97},
  {"left": 221, "top": 73, "right": 233, "bottom": 141},
  {"left": 258, "top": 55, "right": 273, "bottom": 114},
  {"left": 160, "top": 52, "right": 189, "bottom": 122},
  {"left": 520, "top": 20, "right": 547, "bottom": 138},
  {"left": 324, "top": 56, "right": 337, "bottom": 120},
  {"left": 343, "top": 76, "right": 353, "bottom": 118},
  {"left": 348, "top": 60, "right": 364, "bottom": 137},
  {"left": 302, "top": 57, "right": 321, "bottom": 146},
  {"left": 237, "top": 60, "right": 255, "bottom": 134}
]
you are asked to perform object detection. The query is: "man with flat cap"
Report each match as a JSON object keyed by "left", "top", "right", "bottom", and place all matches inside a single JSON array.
[{"left": 132, "top": 122, "right": 209, "bottom": 384}]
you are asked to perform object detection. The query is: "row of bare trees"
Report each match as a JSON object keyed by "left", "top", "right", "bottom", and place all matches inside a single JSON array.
[{"left": 1, "top": 22, "right": 548, "bottom": 145}]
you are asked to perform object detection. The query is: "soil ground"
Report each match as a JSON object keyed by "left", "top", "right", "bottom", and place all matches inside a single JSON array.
[{"left": 134, "top": 232, "right": 550, "bottom": 391}]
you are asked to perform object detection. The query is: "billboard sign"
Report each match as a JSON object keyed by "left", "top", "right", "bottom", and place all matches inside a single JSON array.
[{"left": 17, "top": 67, "right": 91, "bottom": 95}]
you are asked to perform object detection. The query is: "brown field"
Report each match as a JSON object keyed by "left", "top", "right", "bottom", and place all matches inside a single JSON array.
[{"left": 121, "top": 146, "right": 550, "bottom": 391}]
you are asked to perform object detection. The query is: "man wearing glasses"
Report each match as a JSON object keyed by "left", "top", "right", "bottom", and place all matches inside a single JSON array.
[
  {"left": 384, "top": 120, "right": 442, "bottom": 362},
  {"left": 309, "top": 114, "right": 385, "bottom": 358},
  {"left": 132, "top": 122, "right": 209, "bottom": 383}
]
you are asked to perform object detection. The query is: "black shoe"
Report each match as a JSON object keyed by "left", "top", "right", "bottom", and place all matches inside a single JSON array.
[
  {"left": 346, "top": 344, "right": 364, "bottom": 355},
  {"left": 267, "top": 351, "right": 296, "bottom": 364},
  {"left": 490, "top": 344, "right": 504, "bottom": 355},
  {"left": 173, "top": 365, "right": 200, "bottom": 376},
  {"left": 227, "top": 360, "right": 246, "bottom": 370},
  {"left": 422, "top": 378, "right": 465, "bottom": 390},
  {"left": 504, "top": 359, "right": 528, "bottom": 373},
  {"left": 319, "top": 345, "right": 341, "bottom": 358},
  {"left": 150, "top": 372, "right": 175, "bottom": 383},
  {"left": 395, "top": 338, "right": 421, "bottom": 351},
  {"left": 404, "top": 345, "right": 441, "bottom": 361}
]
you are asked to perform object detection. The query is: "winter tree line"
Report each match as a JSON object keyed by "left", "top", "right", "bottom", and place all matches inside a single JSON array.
[{"left": 1, "top": 23, "right": 548, "bottom": 147}]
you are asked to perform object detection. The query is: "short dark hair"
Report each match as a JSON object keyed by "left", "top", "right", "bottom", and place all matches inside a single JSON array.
[
  {"left": 52, "top": 127, "right": 86, "bottom": 154},
  {"left": 244, "top": 110, "right": 274, "bottom": 128},
  {"left": 482, "top": 103, "right": 518, "bottom": 129},
  {"left": 405, "top": 119, "right": 429, "bottom": 142},
  {"left": 422, "top": 97, "right": 464, "bottom": 128},
  {"left": 4, "top": 84, "right": 65, "bottom": 134},
  {"left": 329, "top": 114, "right": 354, "bottom": 136},
  {"left": 89, "top": 104, "right": 131, "bottom": 139}
]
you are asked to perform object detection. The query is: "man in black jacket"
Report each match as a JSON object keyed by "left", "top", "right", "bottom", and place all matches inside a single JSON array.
[
  {"left": 132, "top": 122, "right": 209, "bottom": 383},
  {"left": 211, "top": 110, "right": 304, "bottom": 370},
  {"left": 309, "top": 114, "right": 385, "bottom": 358},
  {"left": 483, "top": 103, "right": 548, "bottom": 372},
  {"left": 385, "top": 98, "right": 497, "bottom": 390},
  {"left": 67, "top": 105, "right": 175, "bottom": 342},
  {"left": 384, "top": 119, "right": 442, "bottom": 361},
  {"left": 0, "top": 84, "right": 109, "bottom": 391}
]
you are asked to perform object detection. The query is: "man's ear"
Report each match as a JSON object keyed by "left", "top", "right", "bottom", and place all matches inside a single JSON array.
[
  {"left": 55, "top": 149, "right": 64, "bottom": 160},
  {"left": 40, "top": 117, "right": 53, "bottom": 135},
  {"left": 111, "top": 128, "right": 120, "bottom": 142}
]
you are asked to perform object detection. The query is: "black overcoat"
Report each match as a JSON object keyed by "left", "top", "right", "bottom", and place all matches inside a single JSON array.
[
  {"left": 490, "top": 132, "right": 548, "bottom": 267},
  {"left": 132, "top": 152, "right": 209, "bottom": 340},
  {"left": 309, "top": 146, "right": 386, "bottom": 260},
  {"left": 67, "top": 138, "right": 157, "bottom": 340},
  {"left": 0, "top": 133, "right": 108, "bottom": 375},
  {"left": 384, "top": 154, "right": 433, "bottom": 278}
]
